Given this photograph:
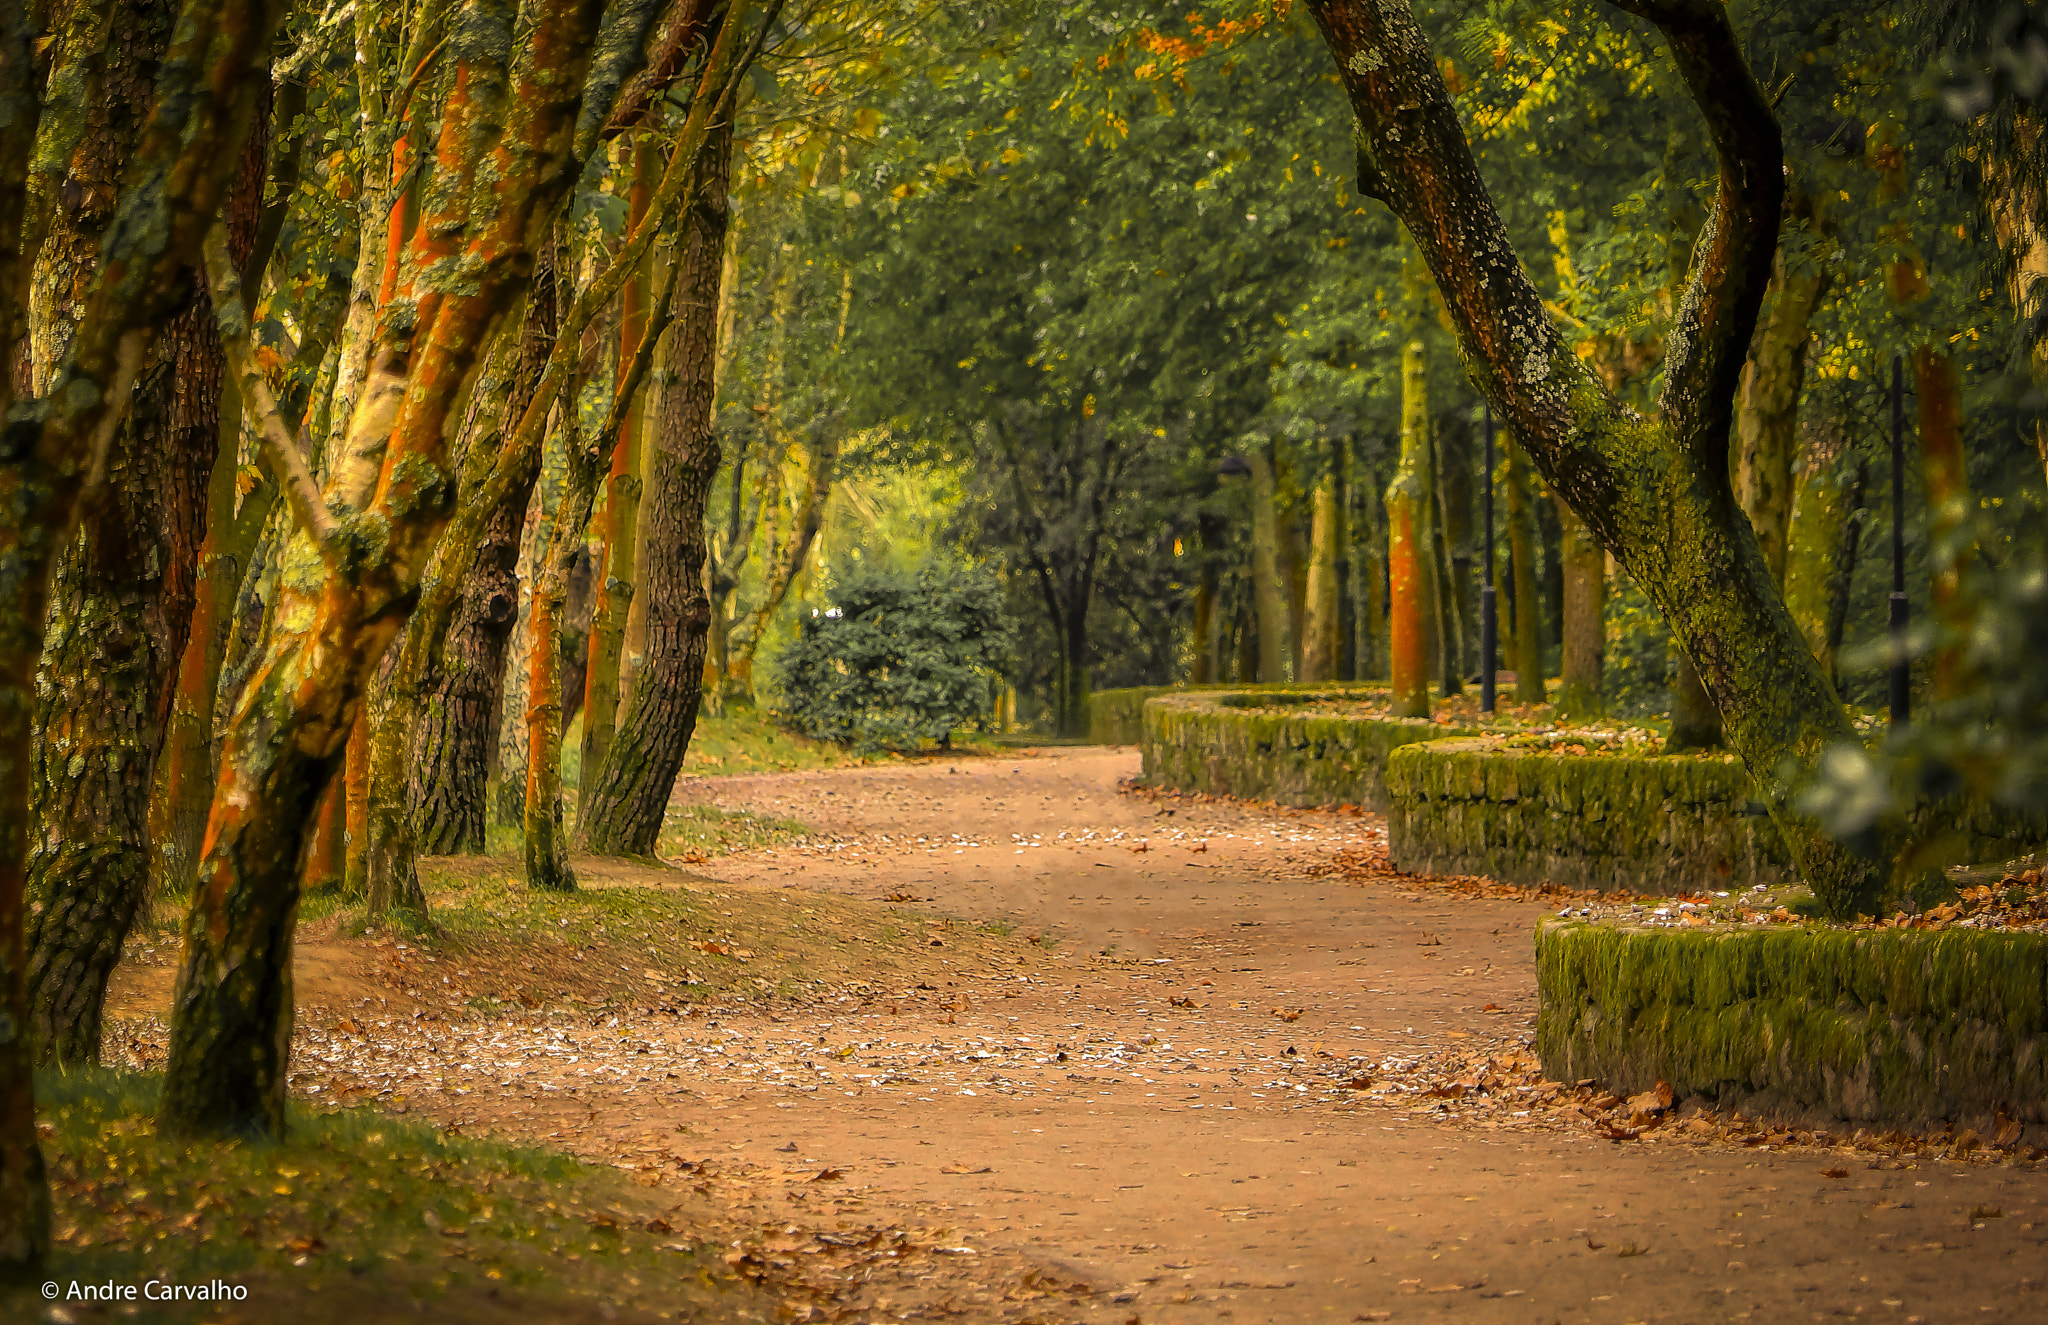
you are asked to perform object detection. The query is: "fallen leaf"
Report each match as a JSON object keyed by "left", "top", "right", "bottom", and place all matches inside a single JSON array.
[
  {"left": 940, "top": 1163, "right": 993, "bottom": 1175},
  {"left": 1274, "top": 1008, "right": 1303, "bottom": 1022},
  {"left": 809, "top": 1167, "right": 845, "bottom": 1182}
]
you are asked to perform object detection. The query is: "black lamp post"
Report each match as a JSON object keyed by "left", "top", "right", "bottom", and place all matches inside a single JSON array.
[
  {"left": 1888, "top": 356, "right": 1910, "bottom": 729},
  {"left": 1480, "top": 405, "right": 1498, "bottom": 715}
]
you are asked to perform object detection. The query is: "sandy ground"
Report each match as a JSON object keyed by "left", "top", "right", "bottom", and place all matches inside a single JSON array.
[{"left": 107, "top": 748, "right": 2045, "bottom": 1323}]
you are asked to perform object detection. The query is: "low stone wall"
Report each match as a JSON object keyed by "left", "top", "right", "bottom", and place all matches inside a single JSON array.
[
  {"left": 1087, "top": 682, "right": 1389, "bottom": 746},
  {"left": 1139, "top": 689, "right": 1460, "bottom": 811},
  {"left": 1536, "top": 917, "right": 2048, "bottom": 1137},
  {"left": 1385, "top": 737, "right": 1791, "bottom": 893}
]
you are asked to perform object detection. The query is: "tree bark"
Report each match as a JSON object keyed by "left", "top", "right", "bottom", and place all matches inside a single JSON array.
[
  {"left": 1305, "top": 0, "right": 1883, "bottom": 915},
  {"left": 1913, "top": 348, "right": 1974, "bottom": 700},
  {"left": 1734, "top": 191, "right": 1827, "bottom": 589},
  {"left": 1554, "top": 495, "right": 1604, "bottom": 719},
  {"left": 1782, "top": 412, "right": 1863, "bottom": 685},
  {"left": 575, "top": 116, "right": 733, "bottom": 857},
  {"left": 1301, "top": 436, "right": 1345, "bottom": 682},
  {"left": 1435, "top": 415, "right": 1474, "bottom": 687},
  {"left": 1351, "top": 445, "right": 1389, "bottom": 681},
  {"left": 1387, "top": 341, "right": 1434, "bottom": 717},
  {"left": 25, "top": 0, "right": 258, "bottom": 1067},
  {"left": 1666, "top": 651, "right": 1724, "bottom": 751},
  {"left": 1503, "top": 431, "right": 1546, "bottom": 704}
]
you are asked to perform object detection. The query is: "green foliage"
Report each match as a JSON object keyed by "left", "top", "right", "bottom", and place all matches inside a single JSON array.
[
  {"left": 1800, "top": 514, "right": 2048, "bottom": 866},
  {"left": 772, "top": 562, "right": 1016, "bottom": 751}
]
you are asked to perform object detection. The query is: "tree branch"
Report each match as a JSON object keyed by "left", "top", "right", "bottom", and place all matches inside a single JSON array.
[
  {"left": 202, "top": 224, "right": 342, "bottom": 553},
  {"left": 1608, "top": 0, "right": 1784, "bottom": 456}
]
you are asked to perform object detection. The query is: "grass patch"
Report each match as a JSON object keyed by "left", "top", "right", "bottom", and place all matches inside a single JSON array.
[
  {"left": 658, "top": 804, "right": 810, "bottom": 864},
  {"left": 389, "top": 864, "right": 1045, "bottom": 1016},
  {"left": 9, "top": 1067, "right": 762, "bottom": 1323}
]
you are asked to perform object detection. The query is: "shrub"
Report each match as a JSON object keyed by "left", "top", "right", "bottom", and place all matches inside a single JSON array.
[{"left": 771, "top": 561, "right": 1016, "bottom": 751}]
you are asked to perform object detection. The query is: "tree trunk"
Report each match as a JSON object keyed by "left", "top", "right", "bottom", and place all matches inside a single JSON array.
[
  {"left": 1305, "top": 0, "right": 1883, "bottom": 915},
  {"left": 1734, "top": 193, "right": 1827, "bottom": 589},
  {"left": 1782, "top": 414, "right": 1864, "bottom": 685},
  {"left": 1503, "top": 432, "right": 1546, "bottom": 704},
  {"left": 410, "top": 247, "right": 561, "bottom": 855},
  {"left": 1301, "top": 436, "right": 1345, "bottom": 682},
  {"left": 27, "top": 303, "right": 223, "bottom": 1064},
  {"left": 580, "top": 135, "right": 660, "bottom": 785},
  {"left": 1352, "top": 448, "right": 1389, "bottom": 681},
  {"left": 1246, "top": 445, "right": 1293, "bottom": 684},
  {"left": 1914, "top": 347, "right": 1974, "bottom": 700},
  {"left": 1554, "top": 496, "right": 1605, "bottom": 719},
  {"left": 151, "top": 417, "right": 278, "bottom": 898},
  {"left": 1387, "top": 341, "right": 1434, "bottom": 717},
  {"left": 26, "top": 13, "right": 265, "bottom": 1066},
  {"left": 302, "top": 773, "right": 345, "bottom": 892},
  {"left": 1436, "top": 416, "right": 1474, "bottom": 686},
  {"left": 574, "top": 117, "right": 733, "bottom": 857},
  {"left": 1666, "top": 651, "right": 1724, "bottom": 751},
  {"left": 523, "top": 505, "right": 581, "bottom": 891}
]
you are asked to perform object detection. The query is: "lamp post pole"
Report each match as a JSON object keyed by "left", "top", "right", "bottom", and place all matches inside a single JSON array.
[
  {"left": 1480, "top": 405, "right": 1498, "bottom": 715},
  {"left": 1888, "top": 355, "right": 1910, "bottom": 729}
]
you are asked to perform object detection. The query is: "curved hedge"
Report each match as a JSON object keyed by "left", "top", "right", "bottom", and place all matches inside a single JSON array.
[
  {"left": 1537, "top": 917, "right": 2048, "bottom": 1135},
  {"left": 1139, "top": 688, "right": 1468, "bottom": 811},
  {"left": 1386, "top": 736, "right": 1791, "bottom": 893},
  {"left": 1086, "top": 681, "right": 1387, "bottom": 746}
]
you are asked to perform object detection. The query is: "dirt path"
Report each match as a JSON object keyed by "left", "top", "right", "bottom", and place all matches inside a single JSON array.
[{"left": 108, "top": 748, "right": 2044, "bottom": 1323}]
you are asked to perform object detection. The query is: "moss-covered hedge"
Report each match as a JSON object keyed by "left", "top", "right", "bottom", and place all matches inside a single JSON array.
[
  {"left": 1386, "top": 737, "right": 1791, "bottom": 892},
  {"left": 1139, "top": 688, "right": 1464, "bottom": 810},
  {"left": 1086, "top": 681, "right": 1386, "bottom": 746},
  {"left": 1536, "top": 917, "right": 2048, "bottom": 1134}
]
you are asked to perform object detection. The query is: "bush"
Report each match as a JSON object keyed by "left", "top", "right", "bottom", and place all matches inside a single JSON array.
[{"left": 771, "top": 561, "right": 1016, "bottom": 751}]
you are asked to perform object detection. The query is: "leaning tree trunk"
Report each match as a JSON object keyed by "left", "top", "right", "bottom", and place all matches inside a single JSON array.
[
  {"left": 574, "top": 119, "right": 732, "bottom": 857},
  {"left": 1305, "top": 0, "right": 1885, "bottom": 916},
  {"left": 27, "top": 6, "right": 266, "bottom": 1066}
]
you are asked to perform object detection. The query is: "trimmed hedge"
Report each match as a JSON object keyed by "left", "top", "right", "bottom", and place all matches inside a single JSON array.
[
  {"left": 1536, "top": 917, "right": 2048, "bottom": 1135},
  {"left": 1086, "top": 681, "right": 1387, "bottom": 746},
  {"left": 1386, "top": 737, "right": 1791, "bottom": 893},
  {"left": 1139, "top": 688, "right": 1467, "bottom": 811}
]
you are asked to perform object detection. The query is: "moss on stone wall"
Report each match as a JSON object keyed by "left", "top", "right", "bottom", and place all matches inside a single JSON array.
[
  {"left": 1087, "top": 682, "right": 1385, "bottom": 747},
  {"left": 1386, "top": 737, "right": 1792, "bottom": 892},
  {"left": 1139, "top": 689, "right": 1462, "bottom": 811},
  {"left": 1536, "top": 917, "right": 2048, "bottom": 1132}
]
